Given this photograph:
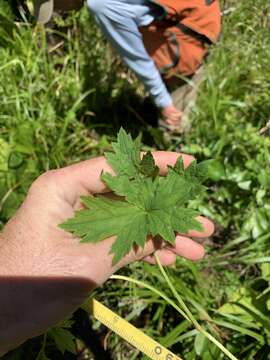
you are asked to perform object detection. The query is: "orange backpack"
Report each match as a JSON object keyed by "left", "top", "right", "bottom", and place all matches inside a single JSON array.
[{"left": 140, "top": 0, "right": 221, "bottom": 78}]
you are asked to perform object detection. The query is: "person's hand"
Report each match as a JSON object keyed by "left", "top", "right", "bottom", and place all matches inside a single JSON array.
[
  {"left": 0, "top": 152, "right": 214, "bottom": 355},
  {"left": 161, "top": 104, "right": 182, "bottom": 127}
]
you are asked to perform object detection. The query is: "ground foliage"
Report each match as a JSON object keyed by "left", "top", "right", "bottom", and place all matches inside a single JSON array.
[{"left": 0, "top": 0, "right": 270, "bottom": 359}]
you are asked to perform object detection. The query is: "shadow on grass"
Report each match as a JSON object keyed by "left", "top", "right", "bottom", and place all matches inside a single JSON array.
[{"left": 80, "top": 63, "right": 169, "bottom": 148}]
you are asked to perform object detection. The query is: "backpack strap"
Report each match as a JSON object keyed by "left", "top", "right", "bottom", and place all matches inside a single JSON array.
[
  {"left": 159, "top": 31, "right": 181, "bottom": 74},
  {"left": 176, "top": 23, "right": 212, "bottom": 45}
]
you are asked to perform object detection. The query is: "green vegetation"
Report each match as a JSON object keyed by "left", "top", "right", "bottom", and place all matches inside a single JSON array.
[
  {"left": 61, "top": 129, "right": 206, "bottom": 264},
  {"left": 0, "top": 0, "right": 270, "bottom": 359}
]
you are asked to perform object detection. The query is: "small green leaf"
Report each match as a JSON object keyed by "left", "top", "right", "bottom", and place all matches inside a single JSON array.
[
  {"left": 48, "top": 328, "right": 76, "bottom": 355},
  {"left": 61, "top": 129, "right": 208, "bottom": 264},
  {"left": 207, "top": 159, "right": 226, "bottom": 181},
  {"left": 8, "top": 152, "right": 24, "bottom": 169},
  {"left": 194, "top": 332, "right": 207, "bottom": 356}
]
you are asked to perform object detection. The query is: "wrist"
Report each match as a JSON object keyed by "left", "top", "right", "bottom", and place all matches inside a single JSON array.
[
  {"left": 0, "top": 232, "right": 24, "bottom": 355},
  {"left": 0, "top": 229, "right": 16, "bottom": 275}
]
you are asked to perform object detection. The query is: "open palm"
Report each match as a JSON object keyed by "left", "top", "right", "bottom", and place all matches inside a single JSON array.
[{"left": 0, "top": 152, "right": 214, "bottom": 353}]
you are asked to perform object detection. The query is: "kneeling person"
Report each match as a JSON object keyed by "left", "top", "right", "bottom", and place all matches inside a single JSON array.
[
  {"left": 34, "top": 0, "right": 221, "bottom": 129},
  {"left": 87, "top": 0, "right": 221, "bottom": 128}
]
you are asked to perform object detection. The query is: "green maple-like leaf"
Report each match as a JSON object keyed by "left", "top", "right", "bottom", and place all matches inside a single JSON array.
[{"left": 61, "top": 128, "right": 209, "bottom": 264}]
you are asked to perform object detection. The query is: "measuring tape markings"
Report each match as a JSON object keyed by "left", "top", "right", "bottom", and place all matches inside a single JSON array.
[{"left": 89, "top": 298, "right": 183, "bottom": 360}]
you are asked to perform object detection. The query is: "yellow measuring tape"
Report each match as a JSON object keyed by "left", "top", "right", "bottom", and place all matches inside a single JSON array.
[{"left": 89, "top": 298, "right": 183, "bottom": 360}]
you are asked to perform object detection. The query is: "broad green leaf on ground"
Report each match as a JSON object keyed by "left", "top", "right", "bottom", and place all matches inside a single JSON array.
[{"left": 61, "top": 128, "right": 208, "bottom": 264}]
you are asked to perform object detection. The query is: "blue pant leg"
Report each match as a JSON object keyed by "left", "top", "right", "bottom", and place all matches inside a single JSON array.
[{"left": 87, "top": 0, "right": 172, "bottom": 108}]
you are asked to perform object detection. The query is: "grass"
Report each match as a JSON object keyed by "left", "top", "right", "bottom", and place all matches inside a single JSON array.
[{"left": 0, "top": 0, "right": 270, "bottom": 359}]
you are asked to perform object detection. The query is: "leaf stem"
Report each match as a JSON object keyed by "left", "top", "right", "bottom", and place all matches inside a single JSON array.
[
  {"left": 154, "top": 254, "right": 239, "bottom": 360},
  {"left": 110, "top": 275, "right": 189, "bottom": 321}
]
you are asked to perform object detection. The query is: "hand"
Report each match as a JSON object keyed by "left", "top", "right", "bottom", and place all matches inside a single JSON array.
[
  {"left": 161, "top": 104, "right": 182, "bottom": 127},
  {"left": 0, "top": 152, "right": 214, "bottom": 355}
]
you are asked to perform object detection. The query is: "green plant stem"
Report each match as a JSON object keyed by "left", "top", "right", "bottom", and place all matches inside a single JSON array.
[
  {"left": 36, "top": 333, "right": 47, "bottom": 359},
  {"left": 110, "top": 275, "right": 189, "bottom": 321},
  {"left": 154, "top": 253, "right": 239, "bottom": 360}
]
